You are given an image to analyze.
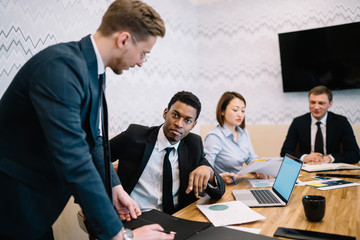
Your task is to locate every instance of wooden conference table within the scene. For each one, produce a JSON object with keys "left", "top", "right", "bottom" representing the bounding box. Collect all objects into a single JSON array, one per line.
[{"left": 173, "top": 167, "right": 360, "bottom": 239}]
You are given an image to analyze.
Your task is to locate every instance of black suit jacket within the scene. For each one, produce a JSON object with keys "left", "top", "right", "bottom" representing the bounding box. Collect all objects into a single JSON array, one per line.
[
  {"left": 110, "top": 124, "right": 225, "bottom": 212},
  {"left": 280, "top": 112, "right": 359, "bottom": 163},
  {"left": 0, "top": 35, "right": 121, "bottom": 239}
]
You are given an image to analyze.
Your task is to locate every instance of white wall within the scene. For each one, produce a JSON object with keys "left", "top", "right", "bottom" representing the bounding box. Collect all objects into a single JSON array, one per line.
[
  {"left": 1, "top": 0, "right": 360, "bottom": 239},
  {"left": 196, "top": 0, "right": 360, "bottom": 125},
  {"left": 1, "top": 0, "right": 359, "bottom": 137}
]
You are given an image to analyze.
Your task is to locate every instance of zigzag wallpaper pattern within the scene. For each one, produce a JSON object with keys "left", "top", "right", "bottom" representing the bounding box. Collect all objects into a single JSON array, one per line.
[
  {"left": 1, "top": 0, "right": 360, "bottom": 139},
  {"left": 196, "top": 0, "right": 360, "bottom": 125}
]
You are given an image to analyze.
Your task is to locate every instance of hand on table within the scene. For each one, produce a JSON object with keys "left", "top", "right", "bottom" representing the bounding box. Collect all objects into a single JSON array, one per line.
[
  {"left": 186, "top": 165, "right": 214, "bottom": 198},
  {"left": 255, "top": 173, "right": 272, "bottom": 179},
  {"left": 304, "top": 153, "right": 331, "bottom": 165}
]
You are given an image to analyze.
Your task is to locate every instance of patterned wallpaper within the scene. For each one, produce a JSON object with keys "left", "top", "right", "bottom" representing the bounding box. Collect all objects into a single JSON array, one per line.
[
  {"left": 196, "top": 0, "right": 360, "bottom": 125},
  {"left": 1, "top": 0, "right": 359, "bottom": 139}
]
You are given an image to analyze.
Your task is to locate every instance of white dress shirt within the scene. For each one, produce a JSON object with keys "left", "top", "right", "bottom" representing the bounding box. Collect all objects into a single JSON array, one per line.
[
  {"left": 301, "top": 113, "right": 334, "bottom": 162},
  {"left": 130, "top": 126, "right": 180, "bottom": 212},
  {"left": 310, "top": 113, "right": 327, "bottom": 154}
]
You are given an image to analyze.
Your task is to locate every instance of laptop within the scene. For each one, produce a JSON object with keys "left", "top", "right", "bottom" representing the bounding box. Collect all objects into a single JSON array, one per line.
[{"left": 232, "top": 154, "right": 303, "bottom": 207}]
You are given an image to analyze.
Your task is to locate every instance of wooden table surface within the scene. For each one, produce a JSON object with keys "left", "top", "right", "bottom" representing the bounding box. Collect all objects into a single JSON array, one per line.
[{"left": 173, "top": 168, "right": 360, "bottom": 239}]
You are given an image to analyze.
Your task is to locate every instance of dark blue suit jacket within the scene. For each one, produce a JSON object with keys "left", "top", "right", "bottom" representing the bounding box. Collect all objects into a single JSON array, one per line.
[
  {"left": 110, "top": 124, "right": 225, "bottom": 213},
  {"left": 0, "top": 35, "right": 122, "bottom": 239},
  {"left": 280, "top": 112, "right": 359, "bottom": 163}
]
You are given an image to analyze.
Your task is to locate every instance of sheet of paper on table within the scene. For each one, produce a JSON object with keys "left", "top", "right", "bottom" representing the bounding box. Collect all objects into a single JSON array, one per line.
[{"left": 197, "top": 201, "right": 266, "bottom": 227}]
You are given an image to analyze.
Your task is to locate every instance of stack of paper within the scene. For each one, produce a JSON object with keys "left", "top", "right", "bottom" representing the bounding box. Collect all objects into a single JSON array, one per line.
[{"left": 302, "top": 163, "right": 360, "bottom": 172}]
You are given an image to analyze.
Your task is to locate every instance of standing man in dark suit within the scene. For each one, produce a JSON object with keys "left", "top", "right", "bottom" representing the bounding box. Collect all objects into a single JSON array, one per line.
[
  {"left": 0, "top": 1, "right": 174, "bottom": 240},
  {"left": 110, "top": 91, "right": 225, "bottom": 214},
  {"left": 281, "top": 86, "right": 359, "bottom": 164}
]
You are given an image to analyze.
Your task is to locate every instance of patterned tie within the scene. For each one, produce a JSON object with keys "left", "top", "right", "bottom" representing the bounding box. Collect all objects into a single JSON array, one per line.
[
  {"left": 100, "top": 73, "right": 112, "bottom": 201},
  {"left": 162, "top": 147, "right": 175, "bottom": 214},
  {"left": 314, "top": 121, "right": 324, "bottom": 155}
]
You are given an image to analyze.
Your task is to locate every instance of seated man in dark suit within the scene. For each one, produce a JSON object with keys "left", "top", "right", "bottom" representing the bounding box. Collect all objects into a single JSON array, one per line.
[
  {"left": 281, "top": 86, "right": 359, "bottom": 164},
  {"left": 110, "top": 91, "right": 225, "bottom": 214}
]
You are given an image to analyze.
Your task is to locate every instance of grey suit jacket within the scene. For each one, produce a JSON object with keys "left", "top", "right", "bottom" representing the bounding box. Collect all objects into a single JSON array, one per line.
[{"left": 0, "top": 35, "right": 121, "bottom": 239}]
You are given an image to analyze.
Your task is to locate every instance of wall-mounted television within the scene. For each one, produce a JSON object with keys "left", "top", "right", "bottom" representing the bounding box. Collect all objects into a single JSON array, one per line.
[{"left": 278, "top": 22, "right": 360, "bottom": 92}]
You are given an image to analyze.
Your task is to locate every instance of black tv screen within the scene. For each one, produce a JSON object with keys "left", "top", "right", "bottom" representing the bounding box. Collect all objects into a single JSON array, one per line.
[{"left": 279, "top": 22, "right": 360, "bottom": 92}]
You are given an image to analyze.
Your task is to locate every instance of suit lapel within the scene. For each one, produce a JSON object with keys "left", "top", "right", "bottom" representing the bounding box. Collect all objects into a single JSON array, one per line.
[
  {"left": 80, "top": 35, "right": 101, "bottom": 147},
  {"left": 304, "top": 113, "right": 312, "bottom": 152},
  {"left": 130, "top": 127, "right": 159, "bottom": 191},
  {"left": 177, "top": 141, "right": 190, "bottom": 203},
  {"left": 325, "top": 112, "right": 334, "bottom": 151}
]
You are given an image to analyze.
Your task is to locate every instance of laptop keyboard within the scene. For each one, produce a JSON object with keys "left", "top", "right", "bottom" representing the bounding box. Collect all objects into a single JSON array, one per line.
[{"left": 250, "top": 189, "right": 281, "bottom": 204}]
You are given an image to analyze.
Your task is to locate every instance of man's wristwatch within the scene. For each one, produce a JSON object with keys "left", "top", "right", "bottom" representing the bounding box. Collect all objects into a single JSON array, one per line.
[{"left": 123, "top": 228, "right": 134, "bottom": 240}]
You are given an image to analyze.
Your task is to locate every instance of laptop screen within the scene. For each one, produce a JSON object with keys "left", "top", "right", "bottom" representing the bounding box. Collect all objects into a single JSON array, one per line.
[{"left": 272, "top": 154, "right": 302, "bottom": 202}]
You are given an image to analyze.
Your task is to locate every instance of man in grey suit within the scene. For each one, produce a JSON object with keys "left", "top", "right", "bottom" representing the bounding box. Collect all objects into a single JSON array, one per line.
[{"left": 0, "top": 1, "right": 174, "bottom": 240}]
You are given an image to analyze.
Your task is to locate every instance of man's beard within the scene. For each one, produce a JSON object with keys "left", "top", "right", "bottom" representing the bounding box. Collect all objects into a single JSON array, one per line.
[{"left": 112, "top": 57, "right": 127, "bottom": 75}]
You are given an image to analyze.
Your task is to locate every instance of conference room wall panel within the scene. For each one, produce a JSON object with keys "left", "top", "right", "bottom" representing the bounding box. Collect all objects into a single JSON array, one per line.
[{"left": 1, "top": 0, "right": 359, "bottom": 139}]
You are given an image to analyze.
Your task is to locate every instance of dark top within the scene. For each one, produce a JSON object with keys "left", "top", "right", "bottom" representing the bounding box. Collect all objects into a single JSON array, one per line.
[
  {"left": 110, "top": 124, "right": 225, "bottom": 212},
  {"left": 0, "top": 35, "right": 121, "bottom": 240},
  {"left": 280, "top": 112, "right": 359, "bottom": 163}
]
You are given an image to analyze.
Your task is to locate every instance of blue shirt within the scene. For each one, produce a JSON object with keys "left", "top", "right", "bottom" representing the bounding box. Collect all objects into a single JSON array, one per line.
[{"left": 204, "top": 124, "right": 258, "bottom": 174}]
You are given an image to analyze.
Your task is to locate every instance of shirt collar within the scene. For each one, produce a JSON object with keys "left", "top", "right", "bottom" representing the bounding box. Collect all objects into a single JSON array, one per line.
[
  {"left": 90, "top": 34, "right": 105, "bottom": 75},
  {"left": 219, "top": 124, "right": 243, "bottom": 138},
  {"left": 156, "top": 125, "right": 180, "bottom": 152},
  {"left": 311, "top": 112, "right": 328, "bottom": 126}
]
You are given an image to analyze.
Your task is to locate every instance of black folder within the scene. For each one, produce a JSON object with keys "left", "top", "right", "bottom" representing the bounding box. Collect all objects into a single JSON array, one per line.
[
  {"left": 123, "top": 209, "right": 212, "bottom": 240},
  {"left": 123, "top": 209, "right": 277, "bottom": 240}
]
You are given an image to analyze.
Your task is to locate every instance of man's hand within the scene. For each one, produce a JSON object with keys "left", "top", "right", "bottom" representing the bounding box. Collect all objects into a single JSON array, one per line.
[
  {"left": 303, "top": 152, "right": 324, "bottom": 164},
  {"left": 111, "top": 225, "right": 175, "bottom": 240},
  {"left": 112, "top": 185, "right": 141, "bottom": 222},
  {"left": 185, "top": 165, "right": 214, "bottom": 197}
]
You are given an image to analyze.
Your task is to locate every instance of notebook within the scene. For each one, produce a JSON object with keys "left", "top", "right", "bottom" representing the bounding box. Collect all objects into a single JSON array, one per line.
[{"left": 232, "top": 154, "right": 303, "bottom": 207}]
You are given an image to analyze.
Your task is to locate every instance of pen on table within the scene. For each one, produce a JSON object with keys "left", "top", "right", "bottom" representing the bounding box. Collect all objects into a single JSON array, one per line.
[{"left": 228, "top": 170, "right": 237, "bottom": 185}]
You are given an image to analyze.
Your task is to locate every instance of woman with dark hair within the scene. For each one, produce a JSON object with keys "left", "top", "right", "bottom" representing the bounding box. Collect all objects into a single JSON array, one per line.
[{"left": 204, "top": 91, "right": 268, "bottom": 184}]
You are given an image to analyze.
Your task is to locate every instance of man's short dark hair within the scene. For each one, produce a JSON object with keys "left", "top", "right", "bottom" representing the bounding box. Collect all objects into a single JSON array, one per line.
[
  {"left": 309, "top": 85, "right": 333, "bottom": 102},
  {"left": 167, "top": 91, "right": 201, "bottom": 120}
]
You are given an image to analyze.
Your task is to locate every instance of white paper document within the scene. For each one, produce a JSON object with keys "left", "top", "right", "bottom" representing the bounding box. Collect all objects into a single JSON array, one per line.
[
  {"left": 238, "top": 157, "right": 282, "bottom": 177},
  {"left": 300, "top": 177, "right": 360, "bottom": 190},
  {"left": 196, "top": 201, "right": 265, "bottom": 227}
]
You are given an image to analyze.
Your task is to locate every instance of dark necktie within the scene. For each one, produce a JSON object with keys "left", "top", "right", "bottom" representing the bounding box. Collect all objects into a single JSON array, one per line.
[
  {"left": 162, "top": 147, "right": 175, "bottom": 214},
  {"left": 314, "top": 121, "right": 324, "bottom": 155},
  {"left": 100, "top": 73, "right": 112, "bottom": 201}
]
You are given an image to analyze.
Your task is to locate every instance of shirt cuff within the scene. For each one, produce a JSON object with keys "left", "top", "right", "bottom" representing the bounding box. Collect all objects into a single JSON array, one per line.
[{"left": 207, "top": 175, "right": 218, "bottom": 189}]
